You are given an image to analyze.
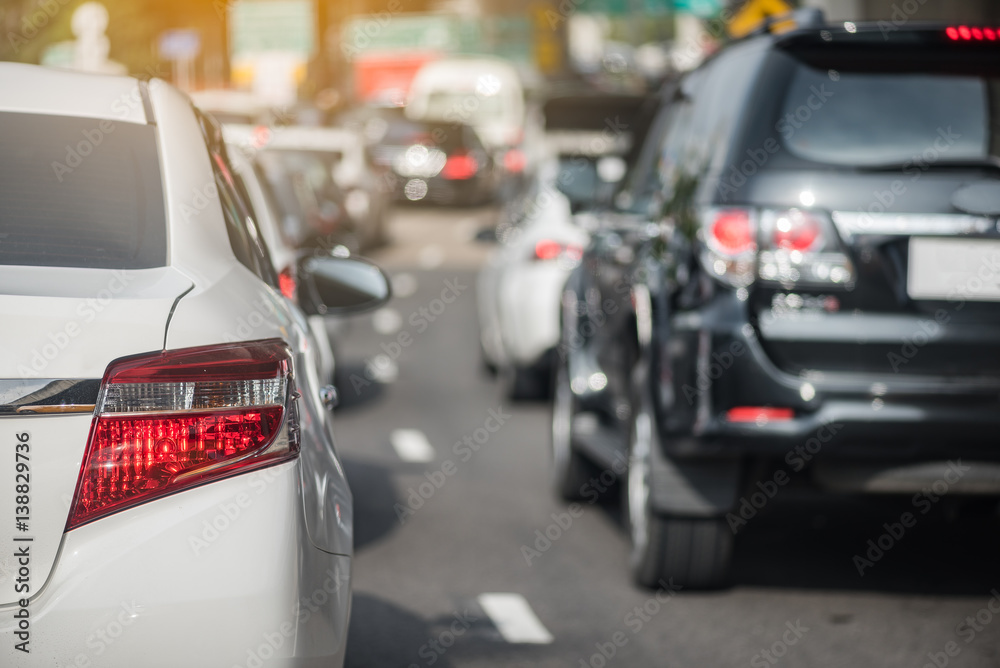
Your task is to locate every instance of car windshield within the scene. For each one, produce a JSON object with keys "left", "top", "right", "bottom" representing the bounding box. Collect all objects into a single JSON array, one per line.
[
  {"left": 779, "top": 66, "right": 991, "bottom": 167},
  {"left": 0, "top": 111, "right": 166, "bottom": 269}
]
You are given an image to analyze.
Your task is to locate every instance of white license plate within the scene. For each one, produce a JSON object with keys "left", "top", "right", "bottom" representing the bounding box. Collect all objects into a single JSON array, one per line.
[{"left": 908, "top": 237, "right": 1000, "bottom": 301}]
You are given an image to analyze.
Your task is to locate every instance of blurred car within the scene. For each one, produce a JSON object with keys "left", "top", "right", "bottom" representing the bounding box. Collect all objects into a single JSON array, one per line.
[
  {"left": 0, "top": 63, "right": 392, "bottom": 666},
  {"left": 225, "top": 124, "right": 390, "bottom": 250},
  {"left": 553, "top": 17, "right": 1000, "bottom": 589},
  {"left": 406, "top": 57, "right": 542, "bottom": 198},
  {"left": 477, "top": 93, "right": 652, "bottom": 399},
  {"left": 189, "top": 88, "right": 275, "bottom": 125},
  {"left": 375, "top": 117, "right": 500, "bottom": 206},
  {"left": 225, "top": 131, "right": 339, "bottom": 386}
]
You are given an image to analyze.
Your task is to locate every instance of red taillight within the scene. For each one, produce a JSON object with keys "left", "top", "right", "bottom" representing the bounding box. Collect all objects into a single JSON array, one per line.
[
  {"left": 442, "top": 153, "right": 479, "bottom": 180},
  {"left": 726, "top": 407, "right": 794, "bottom": 423},
  {"left": 66, "top": 340, "right": 298, "bottom": 530},
  {"left": 711, "top": 210, "right": 756, "bottom": 255},
  {"left": 772, "top": 210, "right": 822, "bottom": 252},
  {"left": 504, "top": 148, "right": 527, "bottom": 174},
  {"left": 535, "top": 239, "right": 583, "bottom": 262},
  {"left": 279, "top": 266, "right": 297, "bottom": 301}
]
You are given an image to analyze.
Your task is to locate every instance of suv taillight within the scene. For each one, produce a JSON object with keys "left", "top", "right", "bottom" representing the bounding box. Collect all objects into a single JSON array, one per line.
[
  {"left": 701, "top": 208, "right": 757, "bottom": 287},
  {"left": 700, "top": 207, "right": 854, "bottom": 289},
  {"left": 758, "top": 209, "right": 854, "bottom": 287},
  {"left": 66, "top": 339, "right": 299, "bottom": 531}
]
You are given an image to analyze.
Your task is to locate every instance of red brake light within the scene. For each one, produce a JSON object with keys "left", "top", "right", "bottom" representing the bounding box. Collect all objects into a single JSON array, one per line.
[
  {"left": 504, "top": 149, "right": 527, "bottom": 174},
  {"left": 442, "top": 153, "right": 478, "bottom": 180},
  {"left": 711, "top": 210, "right": 755, "bottom": 255},
  {"left": 772, "top": 210, "right": 822, "bottom": 252},
  {"left": 959, "top": 26, "right": 972, "bottom": 40},
  {"left": 279, "top": 266, "right": 297, "bottom": 301},
  {"left": 946, "top": 27, "right": 959, "bottom": 40},
  {"left": 986, "top": 28, "right": 997, "bottom": 41},
  {"left": 535, "top": 239, "right": 583, "bottom": 262},
  {"left": 727, "top": 407, "right": 794, "bottom": 423},
  {"left": 67, "top": 340, "right": 298, "bottom": 530}
]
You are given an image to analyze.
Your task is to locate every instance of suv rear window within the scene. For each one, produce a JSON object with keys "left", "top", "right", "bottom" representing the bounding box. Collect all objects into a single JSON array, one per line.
[
  {"left": 779, "top": 67, "right": 989, "bottom": 166},
  {"left": 0, "top": 111, "right": 167, "bottom": 269}
]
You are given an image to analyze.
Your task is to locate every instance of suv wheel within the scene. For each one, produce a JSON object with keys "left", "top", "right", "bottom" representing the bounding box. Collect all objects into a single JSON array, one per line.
[{"left": 626, "top": 379, "right": 733, "bottom": 589}]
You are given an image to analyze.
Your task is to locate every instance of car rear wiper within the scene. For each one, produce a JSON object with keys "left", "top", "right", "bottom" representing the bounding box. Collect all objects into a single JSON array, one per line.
[{"left": 857, "top": 157, "right": 1000, "bottom": 173}]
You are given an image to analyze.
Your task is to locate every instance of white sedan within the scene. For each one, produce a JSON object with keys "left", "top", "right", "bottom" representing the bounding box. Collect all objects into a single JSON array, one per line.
[
  {"left": 477, "top": 161, "right": 590, "bottom": 399},
  {"left": 0, "top": 63, "right": 389, "bottom": 667}
]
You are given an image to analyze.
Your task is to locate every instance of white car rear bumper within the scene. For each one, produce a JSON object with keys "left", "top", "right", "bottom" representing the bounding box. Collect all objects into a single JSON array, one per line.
[{"left": 0, "top": 461, "right": 350, "bottom": 668}]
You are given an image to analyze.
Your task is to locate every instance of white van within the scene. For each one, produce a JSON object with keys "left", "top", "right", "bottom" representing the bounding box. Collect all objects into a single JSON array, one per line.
[{"left": 406, "top": 57, "right": 526, "bottom": 152}]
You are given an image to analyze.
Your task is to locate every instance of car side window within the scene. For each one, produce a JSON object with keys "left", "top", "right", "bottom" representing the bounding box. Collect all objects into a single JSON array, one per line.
[{"left": 195, "top": 108, "right": 279, "bottom": 289}]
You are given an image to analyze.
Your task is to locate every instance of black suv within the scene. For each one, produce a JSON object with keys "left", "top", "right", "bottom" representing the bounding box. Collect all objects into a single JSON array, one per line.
[{"left": 553, "top": 18, "right": 1000, "bottom": 588}]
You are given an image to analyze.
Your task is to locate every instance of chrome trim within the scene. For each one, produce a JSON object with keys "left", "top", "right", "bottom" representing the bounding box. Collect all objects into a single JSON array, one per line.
[
  {"left": 831, "top": 211, "right": 996, "bottom": 240},
  {"left": 16, "top": 404, "right": 96, "bottom": 415},
  {"left": 0, "top": 379, "right": 100, "bottom": 416}
]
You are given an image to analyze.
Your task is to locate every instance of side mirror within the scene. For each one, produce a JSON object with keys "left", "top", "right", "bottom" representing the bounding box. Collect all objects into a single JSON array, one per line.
[
  {"left": 474, "top": 226, "right": 498, "bottom": 243},
  {"left": 297, "top": 255, "right": 391, "bottom": 316}
]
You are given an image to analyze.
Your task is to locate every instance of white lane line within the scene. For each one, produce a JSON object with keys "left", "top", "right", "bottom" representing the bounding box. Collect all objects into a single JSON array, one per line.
[
  {"left": 391, "top": 429, "right": 435, "bottom": 463},
  {"left": 477, "top": 593, "right": 554, "bottom": 644}
]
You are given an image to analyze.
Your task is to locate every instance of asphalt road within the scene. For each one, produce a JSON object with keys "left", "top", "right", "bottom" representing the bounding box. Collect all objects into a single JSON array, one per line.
[{"left": 330, "top": 205, "right": 1000, "bottom": 668}]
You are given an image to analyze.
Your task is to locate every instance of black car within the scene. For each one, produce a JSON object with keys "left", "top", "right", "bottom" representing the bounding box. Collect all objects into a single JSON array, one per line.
[
  {"left": 553, "top": 16, "right": 1000, "bottom": 589},
  {"left": 372, "top": 117, "right": 499, "bottom": 207}
]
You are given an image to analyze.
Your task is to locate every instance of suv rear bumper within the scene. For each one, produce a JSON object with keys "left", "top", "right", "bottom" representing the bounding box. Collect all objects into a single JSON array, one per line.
[{"left": 659, "top": 291, "right": 1000, "bottom": 463}]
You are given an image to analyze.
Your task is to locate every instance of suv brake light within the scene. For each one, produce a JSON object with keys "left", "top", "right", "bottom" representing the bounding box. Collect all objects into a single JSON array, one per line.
[
  {"left": 701, "top": 208, "right": 757, "bottom": 287},
  {"left": 701, "top": 207, "right": 855, "bottom": 289},
  {"left": 758, "top": 209, "right": 854, "bottom": 287},
  {"left": 66, "top": 339, "right": 299, "bottom": 530}
]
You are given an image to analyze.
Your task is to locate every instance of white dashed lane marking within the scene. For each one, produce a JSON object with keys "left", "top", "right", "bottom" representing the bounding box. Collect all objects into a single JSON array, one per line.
[
  {"left": 477, "top": 593, "right": 554, "bottom": 644},
  {"left": 391, "top": 429, "right": 435, "bottom": 463}
]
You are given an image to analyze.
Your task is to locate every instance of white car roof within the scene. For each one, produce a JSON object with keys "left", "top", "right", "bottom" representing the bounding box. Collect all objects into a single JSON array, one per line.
[{"left": 0, "top": 62, "right": 148, "bottom": 124}]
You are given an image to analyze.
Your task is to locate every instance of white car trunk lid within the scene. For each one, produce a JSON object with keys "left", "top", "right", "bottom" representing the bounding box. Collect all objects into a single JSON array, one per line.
[{"left": 0, "top": 266, "right": 192, "bottom": 606}]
